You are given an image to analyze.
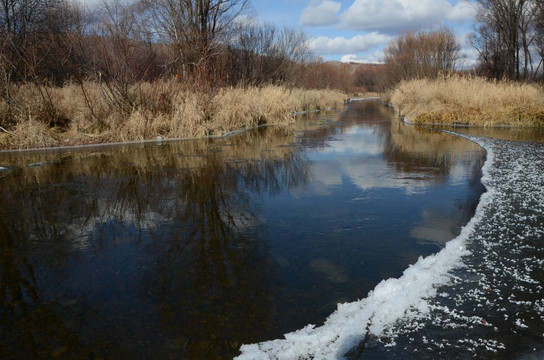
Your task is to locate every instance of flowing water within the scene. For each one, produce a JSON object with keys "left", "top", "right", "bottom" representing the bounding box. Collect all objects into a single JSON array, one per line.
[{"left": 0, "top": 100, "right": 501, "bottom": 359}]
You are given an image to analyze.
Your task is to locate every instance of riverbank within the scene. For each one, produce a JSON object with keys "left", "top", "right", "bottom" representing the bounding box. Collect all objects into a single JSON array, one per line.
[
  {"left": 0, "top": 82, "right": 347, "bottom": 150},
  {"left": 390, "top": 75, "right": 544, "bottom": 127}
]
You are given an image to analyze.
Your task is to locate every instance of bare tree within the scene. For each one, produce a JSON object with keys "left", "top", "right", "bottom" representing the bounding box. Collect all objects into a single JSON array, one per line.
[
  {"left": 384, "top": 28, "right": 460, "bottom": 84},
  {"left": 471, "top": 0, "right": 542, "bottom": 80},
  {"left": 0, "top": 0, "right": 90, "bottom": 130},
  {"left": 141, "top": 0, "right": 249, "bottom": 82},
  {"left": 535, "top": 0, "right": 544, "bottom": 77},
  {"left": 0, "top": 0, "right": 85, "bottom": 82},
  {"left": 228, "top": 21, "right": 277, "bottom": 84},
  {"left": 227, "top": 22, "right": 311, "bottom": 86}
]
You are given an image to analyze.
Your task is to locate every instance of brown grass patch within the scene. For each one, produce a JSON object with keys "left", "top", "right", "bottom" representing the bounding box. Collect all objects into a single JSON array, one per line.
[
  {"left": 390, "top": 75, "right": 544, "bottom": 126},
  {"left": 0, "top": 82, "right": 347, "bottom": 150}
]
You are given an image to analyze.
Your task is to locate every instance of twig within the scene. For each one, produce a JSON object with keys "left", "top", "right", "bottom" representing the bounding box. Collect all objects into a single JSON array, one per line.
[{"left": 0, "top": 125, "right": 16, "bottom": 136}]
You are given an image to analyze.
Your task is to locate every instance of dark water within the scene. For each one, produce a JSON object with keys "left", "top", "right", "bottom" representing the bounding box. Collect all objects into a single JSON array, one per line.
[{"left": 0, "top": 101, "right": 485, "bottom": 359}]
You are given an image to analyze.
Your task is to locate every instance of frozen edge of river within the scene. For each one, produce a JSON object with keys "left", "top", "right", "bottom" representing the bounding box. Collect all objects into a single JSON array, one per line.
[{"left": 235, "top": 115, "right": 494, "bottom": 360}]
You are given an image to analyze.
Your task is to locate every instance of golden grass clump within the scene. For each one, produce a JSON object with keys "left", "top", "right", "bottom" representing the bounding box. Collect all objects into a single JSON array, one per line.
[
  {"left": 0, "top": 81, "right": 347, "bottom": 150},
  {"left": 8, "top": 118, "right": 59, "bottom": 149},
  {"left": 390, "top": 75, "right": 544, "bottom": 126},
  {"left": 210, "top": 86, "right": 347, "bottom": 135}
]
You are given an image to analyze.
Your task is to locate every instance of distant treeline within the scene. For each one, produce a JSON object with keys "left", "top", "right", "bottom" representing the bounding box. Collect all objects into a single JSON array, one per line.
[
  {"left": 0, "top": 0, "right": 387, "bottom": 91},
  {"left": 2, "top": 0, "right": 544, "bottom": 148},
  {"left": 0, "top": 0, "right": 392, "bottom": 145},
  {"left": 0, "top": 0, "right": 302, "bottom": 86},
  {"left": 2, "top": 0, "right": 544, "bottom": 89}
]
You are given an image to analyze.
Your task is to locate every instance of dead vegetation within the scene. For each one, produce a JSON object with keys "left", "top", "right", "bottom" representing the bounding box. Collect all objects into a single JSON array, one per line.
[
  {"left": 390, "top": 75, "right": 544, "bottom": 127},
  {"left": 0, "top": 81, "right": 347, "bottom": 150},
  {"left": 0, "top": 0, "right": 365, "bottom": 151}
]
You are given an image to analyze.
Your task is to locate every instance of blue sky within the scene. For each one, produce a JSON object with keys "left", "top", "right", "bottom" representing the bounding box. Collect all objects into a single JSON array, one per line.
[
  {"left": 251, "top": 0, "right": 478, "bottom": 65},
  {"left": 82, "top": 0, "right": 478, "bottom": 66}
]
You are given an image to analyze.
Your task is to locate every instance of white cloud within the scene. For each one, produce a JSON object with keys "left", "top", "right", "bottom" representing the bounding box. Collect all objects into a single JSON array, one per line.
[
  {"left": 309, "top": 32, "right": 392, "bottom": 55},
  {"left": 300, "top": 0, "right": 342, "bottom": 27},
  {"left": 447, "top": 1, "right": 477, "bottom": 22},
  {"left": 458, "top": 47, "right": 479, "bottom": 69},
  {"left": 453, "top": 27, "right": 480, "bottom": 68},
  {"left": 341, "top": 50, "right": 384, "bottom": 64},
  {"left": 339, "top": 0, "right": 475, "bottom": 33},
  {"left": 341, "top": 54, "right": 364, "bottom": 63}
]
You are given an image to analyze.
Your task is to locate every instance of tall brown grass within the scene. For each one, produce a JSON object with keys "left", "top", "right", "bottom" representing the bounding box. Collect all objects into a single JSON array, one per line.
[
  {"left": 390, "top": 75, "right": 544, "bottom": 126},
  {"left": 0, "top": 81, "right": 347, "bottom": 150}
]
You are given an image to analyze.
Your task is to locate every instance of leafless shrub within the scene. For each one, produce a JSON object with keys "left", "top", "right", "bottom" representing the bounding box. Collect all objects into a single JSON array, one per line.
[{"left": 384, "top": 28, "right": 460, "bottom": 85}]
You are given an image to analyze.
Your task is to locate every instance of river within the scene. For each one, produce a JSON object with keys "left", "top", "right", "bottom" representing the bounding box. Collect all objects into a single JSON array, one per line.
[{"left": 3, "top": 100, "right": 534, "bottom": 359}]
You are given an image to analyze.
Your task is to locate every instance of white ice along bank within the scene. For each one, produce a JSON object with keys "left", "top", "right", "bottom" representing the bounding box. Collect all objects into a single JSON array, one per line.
[{"left": 236, "top": 136, "right": 494, "bottom": 360}]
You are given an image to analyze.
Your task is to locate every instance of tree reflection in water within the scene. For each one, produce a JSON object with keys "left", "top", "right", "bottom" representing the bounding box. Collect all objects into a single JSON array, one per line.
[
  {"left": 0, "top": 102, "right": 486, "bottom": 359},
  {"left": 0, "top": 127, "right": 309, "bottom": 359}
]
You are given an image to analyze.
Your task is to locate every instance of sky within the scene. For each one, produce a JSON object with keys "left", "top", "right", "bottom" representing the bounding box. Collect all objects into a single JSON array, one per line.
[
  {"left": 80, "top": 0, "right": 479, "bottom": 66},
  {"left": 250, "top": 0, "right": 478, "bottom": 65}
]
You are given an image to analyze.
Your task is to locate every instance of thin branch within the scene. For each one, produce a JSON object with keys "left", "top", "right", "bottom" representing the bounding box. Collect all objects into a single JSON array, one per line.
[{"left": 0, "top": 125, "right": 16, "bottom": 136}]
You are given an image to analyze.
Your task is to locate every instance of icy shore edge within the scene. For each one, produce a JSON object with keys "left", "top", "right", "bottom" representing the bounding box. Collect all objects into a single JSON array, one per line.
[{"left": 236, "top": 134, "right": 494, "bottom": 360}]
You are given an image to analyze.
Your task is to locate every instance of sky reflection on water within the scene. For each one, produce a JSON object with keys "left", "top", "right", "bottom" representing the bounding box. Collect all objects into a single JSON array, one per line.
[{"left": 0, "top": 101, "right": 485, "bottom": 359}]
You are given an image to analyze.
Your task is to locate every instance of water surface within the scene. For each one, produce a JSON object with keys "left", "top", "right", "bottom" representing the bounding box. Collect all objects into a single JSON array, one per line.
[
  {"left": 0, "top": 101, "right": 485, "bottom": 359},
  {"left": 356, "top": 131, "right": 544, "bottom": 360}
]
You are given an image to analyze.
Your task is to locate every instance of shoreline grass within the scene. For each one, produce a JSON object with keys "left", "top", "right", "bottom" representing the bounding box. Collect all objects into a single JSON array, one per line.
[
  {"left": 0, "top": 82, "right": 348, "bottom": 150},
  {"left": 390, "top": 75, "right": 544, "bottom": 127}
]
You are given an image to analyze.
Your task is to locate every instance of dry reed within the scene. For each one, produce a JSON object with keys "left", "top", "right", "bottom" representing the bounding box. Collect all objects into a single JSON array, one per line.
[
  {"left": 390, "top": 75, "right": 544, "bottom": 127},
  {"left": 0, "top": 81, "right": 347, "bottom": 150}
]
